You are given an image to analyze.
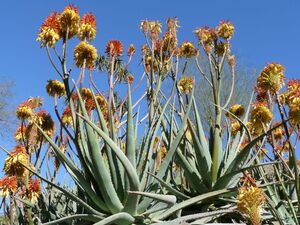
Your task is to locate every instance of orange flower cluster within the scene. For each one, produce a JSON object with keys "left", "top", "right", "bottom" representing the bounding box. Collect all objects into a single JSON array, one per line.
[
  {"left": 106, "top": 40, "right": 123, "bottom": 57},
  {"left": 0, "top": 176, "right": 17, "bottom": 197}
]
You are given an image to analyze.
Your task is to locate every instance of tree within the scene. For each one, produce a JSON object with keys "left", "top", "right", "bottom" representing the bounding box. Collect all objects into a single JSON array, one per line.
[
  {"left": 181, "top": 55, "right": 257, "bottom": 131},
  {"left": 0, "top": 78, "right": 15, "bottom": 138}
]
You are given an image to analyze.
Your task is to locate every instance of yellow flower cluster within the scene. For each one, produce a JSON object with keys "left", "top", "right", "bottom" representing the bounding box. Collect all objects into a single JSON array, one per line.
[
  {"left": 179, "top": 41, "right": 198, "bottom": 58},
  {"left": 282, "top": 80, "right": 300, "bottom": 125},
  {"left": 78, "top": 13, "right": 96, "bottom": 41},
  {"left": 289, "top": 97, "right": 300, "bottom": 125},
  {"left": 257, "top": 63, "right": 285, "bottom": 93},
  {"left": 37, "top": 12, "right": 60, "bottom": 47},
  {"left": 237, "top": 186, "right": 265, "bottom": 225},
  {"left": 230, "top": 121, "right": 242, "bottom": 136},
  {"left": 216, "top": 21, "right": 235, "bottom": 40},
  {"left": 16, "top": 104, "right": 34, "bottom": 120},
  {"left": 74, "top": 41, "right": 97, "bottom": 68},
  {"left": 227, "top": 104, "right": 245, "bottom": 118},
  {"left": 4, "top": 146, "right": 29, "bottom": 178},
  {"left": 62, "top": 107, "right": 72, "bottom": 126},
  {"left": 59, "top": 5, "right": 80, "bottom": 39},
  {"left": 178, "top": 76, "right": 194, "bottom": 94},
  {"left": 46, "top": 80, "right": 65, "bottom": 97},
  {"left": 248, "top": 102, "right": 273, "bottom": 136}
]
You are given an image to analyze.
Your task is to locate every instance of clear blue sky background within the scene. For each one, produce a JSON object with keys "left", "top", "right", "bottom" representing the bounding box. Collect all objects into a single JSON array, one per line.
[{"left": 0, "top": 1, "right": 299, "bottom": 150}]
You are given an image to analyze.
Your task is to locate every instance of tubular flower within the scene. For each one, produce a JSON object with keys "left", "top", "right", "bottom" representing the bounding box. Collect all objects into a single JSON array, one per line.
[
  {"left": 4, "top": 145, "right": 29, "bottom": 178},
  {"left": 289, "top": 98, "right": 300, "bottom": 125},
  {"left": 156, "top": 145, "right": 167, "bottom": 170},
  {"left": 62, "top": 107, "right": 72, "bottom": 126},
  {"left": 74, "top": 41, "right": 97, "bottom": 68},
  {"left": 216, "top": 21, "right": 235, "bottom": 40},
  {"left": 15, "top": 125, "right": 27, "bottom": 142},
  {"left": 46, "top": 80, "right": 65, "bottom": 97},
  {"left": 227, "top": 104, "right": 245, "bottom": 118},
  {"left": 231, "top": 121, "right": 242, "bottom": 136},
  {"left": 237, "top": 186, "right": 265, "bottom": 225},
  {"left": 28, "top": 179, "right": 41, "bottom": 204},
  {"left": 194, "top": 27, "right": 217, "bottom": 45},
  {"left": 80, "top": 88, "right": 93, "bottom": 100},
  {"left": 16, "top": 102, "right": 34, "bottom": 120},
  {"left": 0, "top": 176, "right": 18, "bottom": 197},
  {"left": 178, "top": 76, "right": 194, "bottom": 94},
  {"left": 127, "top": 74, "right": 134, "bottom": 84},
  {"left": 284, "top": 79, "right": 300, "bottom": 105},
  {"left": 127, "top": 44, "right": 136, "bottom": 57},
  {"left": 78, "top": 13, "right": 96, "bottom": 41},
  {"left": 140, "top": 20, "right": 162, "bottom": 40},
  {"left": 179, "top": 41, "right": 198, "bottom": 58},
  {"left": 95, "top": 94, "right": 107, "bottom": 112},
  {"left": 37, "top": 12, "right": 60, "bottom": 47},
  {"left": 257, "top": 63, "right": 285, "bottom": 93},
  {"left": 35, "top": 110, "right": 56, "bottom": 137},
  {"left": 250, "top": 102, "right": 273, "bottom": 125},
  {"left": 106, "top": 40, "right": 123, "bottom": 57},
  {"left": 272, "top": 122, "right": 284, "bottom": 141},
  {"left": 59, "top": 5, "right": 80, "bottom": 39}
]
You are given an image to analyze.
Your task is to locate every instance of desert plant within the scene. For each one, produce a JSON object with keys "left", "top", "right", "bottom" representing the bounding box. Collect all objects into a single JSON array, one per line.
[{"left": 0, "top": 4, "right": 299, "bottom": 225}]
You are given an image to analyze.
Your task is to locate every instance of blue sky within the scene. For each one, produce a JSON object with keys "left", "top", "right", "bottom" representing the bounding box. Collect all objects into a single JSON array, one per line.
[{"left": 0, "top": 0, "right": 299, "bottom": 143}]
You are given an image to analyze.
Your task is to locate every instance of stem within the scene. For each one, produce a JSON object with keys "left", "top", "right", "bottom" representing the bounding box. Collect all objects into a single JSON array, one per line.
[{"left": 275, "top": 93, "right": 300, "bottom": 209}]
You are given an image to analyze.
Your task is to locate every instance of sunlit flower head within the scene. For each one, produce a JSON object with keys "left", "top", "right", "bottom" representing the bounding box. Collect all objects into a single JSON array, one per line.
[
  {"left": 216, "top": 21, "right": 235, "bottom": 40},
  {"left": 178, "top": 76, "right": 194, "bottom": 94},
  {"left": 250, "top": 102, "right": 273, "bottom": 125},
  {"left": 289, "top": 104, "right": 300, "bottom": 126},
  {"left": 16, "top": 102, "right": 34, "bottom": 120},
  {"left": 0, "top": 176, "right": 18, "bottom": 197},
  {"left": 194, "top": 27, "right": 217, "bottom": 45},
  {"left": 127, "top": 74, "right": 134, "bottom": 84},
  {"left": 62, "top": 107, "right": 72, "bottom": 126},
  {"left": 74, "top": 41, "right": 97, "bottom": 68},
  {"left": 35, "top": 110, "right": 56, "bottom": 137},
  {"left": 127, "top": 44, "right": 136, "bottom": 57},
  {"left": 230, "top": 121, "right": 241, "bottom": 136},
  {"left": 59, "top": 4, "right": 80, "bottom": 39},
  {"left": 272, "top": 122, "right": 284, "bottom": 141},
  {"left": 46, "top": 80, "right": 65, "bottom": 97},
  {"left": 4, "top": 145, "right": 29, "bottom": 178},
  {"left": 80, "top": 88, "right": 93, "bottom": 100},
  {"left": 179, "top": 41, "right": 198, "bottom": 58},
  {"left": 140, "top": 20, "right": 162, "bottom": 40},
  {"left": 95, "top": 94, "right": 107, "bottom": 112},
  {"left": 37, "top": 12, "right": 61, "bottom": 48},
  {"left": 237, "top": 186, "right": 265, "bottom": 225},
  {"left": 227, "top": 104, "right": 245, "bottom": 118},
  {"left": 78, "top": 13, "right": 96, "bottom": 41},
  {"left": 257, "top": 63, "right": 285, "bottom": 93},
  {"left": 106, "top": 40, "right": 123, "bottom": 57},
  {"left": 28, "top": 178, "right": 41, "bottom": 204}
]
